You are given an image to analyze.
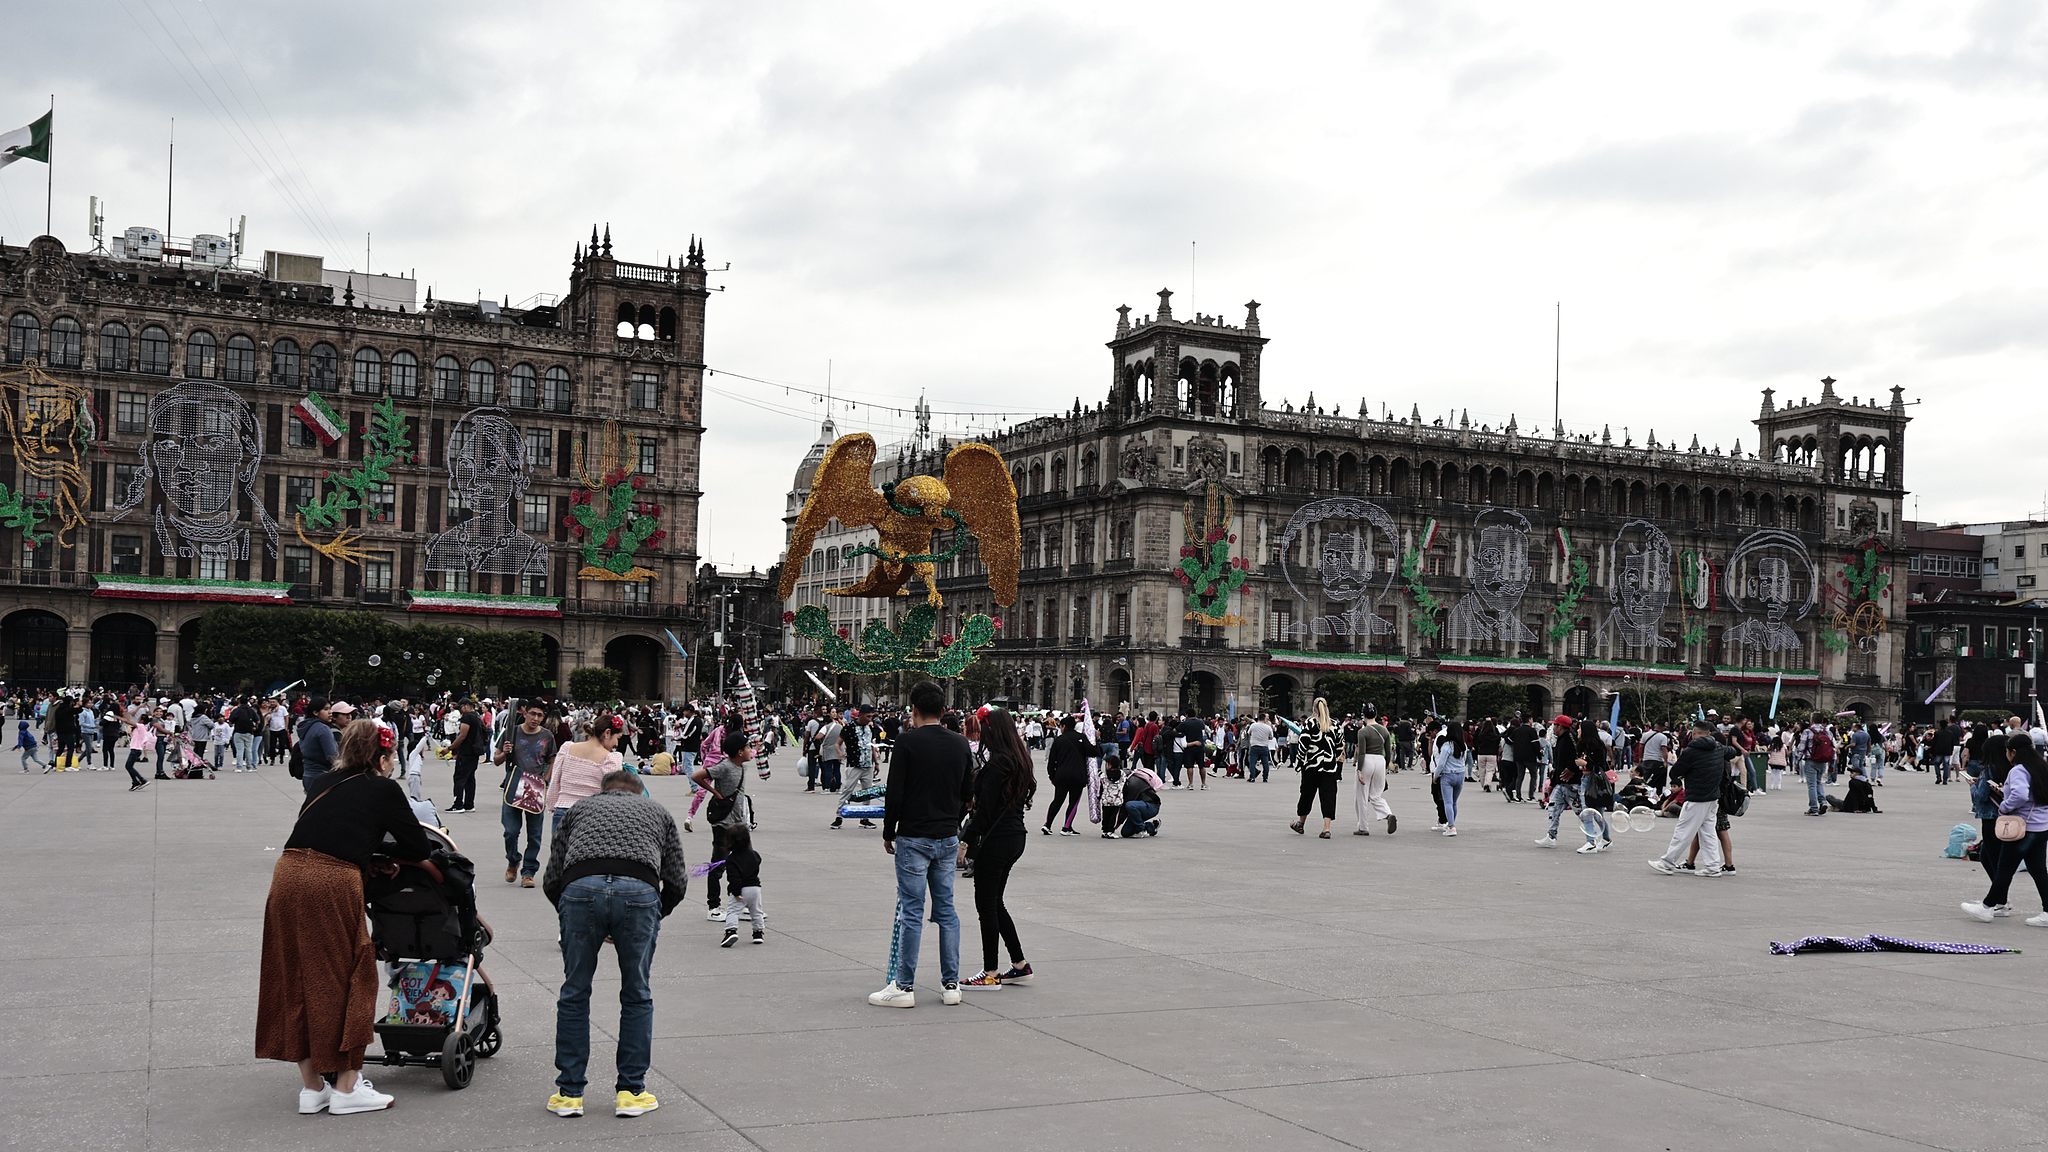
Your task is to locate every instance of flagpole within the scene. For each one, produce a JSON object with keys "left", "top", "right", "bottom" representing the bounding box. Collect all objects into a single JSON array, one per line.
[{"left": 42, "top": 95, "right": 51, "bottom": 238}]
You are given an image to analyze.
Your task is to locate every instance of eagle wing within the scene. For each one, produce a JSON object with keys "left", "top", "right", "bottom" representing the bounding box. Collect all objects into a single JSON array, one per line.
[
  {"left": 777, "top": 433, "right": 890, "bottom": 601},
  {"left": 942, "top": 442, "right": 1021, "bottom": 606}
]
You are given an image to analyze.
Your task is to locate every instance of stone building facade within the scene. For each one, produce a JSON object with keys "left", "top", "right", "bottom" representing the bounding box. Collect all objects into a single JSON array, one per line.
[
  {"left": 784, "top": 289, "right": 1912, "bottom": 721},
  {"left": 0, "top": 227, "right": 707, "bottom": 698}
]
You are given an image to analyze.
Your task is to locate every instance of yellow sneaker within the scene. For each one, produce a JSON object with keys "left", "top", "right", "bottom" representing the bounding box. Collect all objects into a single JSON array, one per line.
[
  {"left": 615, "top": 1089, "right": 659, "bottom": 1117},
  {"left": 546, "top": 1093, "right": 584, "bottom": 1117}
]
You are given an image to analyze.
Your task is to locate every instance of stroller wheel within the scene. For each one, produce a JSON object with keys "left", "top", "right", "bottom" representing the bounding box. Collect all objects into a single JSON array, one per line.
[
  {"left": 477, "top": 1025, "right": 502, "bottom": 1058},
  {"left": 441, "top": 1029, "right": 476, "bottom": 1090}
]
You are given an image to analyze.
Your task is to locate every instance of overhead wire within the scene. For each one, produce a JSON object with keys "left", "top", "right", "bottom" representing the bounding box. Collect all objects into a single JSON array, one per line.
[{"left": 707, "top": 366, "right": 1061, "bottom": 419}]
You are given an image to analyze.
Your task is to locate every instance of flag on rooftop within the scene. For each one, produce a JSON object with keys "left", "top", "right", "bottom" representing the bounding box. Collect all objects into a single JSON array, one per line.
[{"left": 0, "top": 111, "right": 51, "bottom": 169}]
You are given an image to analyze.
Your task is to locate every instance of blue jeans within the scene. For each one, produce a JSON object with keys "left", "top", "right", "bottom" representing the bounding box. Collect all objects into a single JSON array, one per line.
[
  {"left": 1120, "top": 799, "right": 1158, "bottom": 835},
  {"left": 1801, "top": 761, "right": 1826, "bottom": 811},
  {"left": 1546, "top": 783, "right": 1581, "bottom": 838},
  {"left": 1243, "top": 746, "right": 1270, "bottom": 781},
  {"left": 890, "top": 836, "right": 960, "bottom": 989},
  {"left": 79, "top": 732, "right": 98, "bottom": 761},
  {"left": 1155, "top": 751, "right": 1176, "bottom": 785},
  {"left": 1439, "top": 772, "right": 1465, "bottom": 827},
  {"left": 233, "top": 732, "right": 258, "bottom": 771},
  {"left": 301, "top": 766, "right": 328, "bottom": 794},
  {"left": 555, "top": 875, "right": 661, "bottom": 1097},
  {"left": 502, "top": 803, "right": 544, "bottom": 877}
]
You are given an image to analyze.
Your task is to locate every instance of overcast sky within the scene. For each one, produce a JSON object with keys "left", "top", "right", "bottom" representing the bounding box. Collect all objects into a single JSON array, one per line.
[{"left": 5, "top": 1, "right": 2043, "bottom": 567}]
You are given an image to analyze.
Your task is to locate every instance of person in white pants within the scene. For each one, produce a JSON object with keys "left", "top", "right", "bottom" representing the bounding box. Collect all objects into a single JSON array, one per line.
[
  {"left": 1351, "top": 707, "right": 1397, "bottom": 835},
  {"left": 1650, "top": 719, "right": 1725, "bottom": 876}
]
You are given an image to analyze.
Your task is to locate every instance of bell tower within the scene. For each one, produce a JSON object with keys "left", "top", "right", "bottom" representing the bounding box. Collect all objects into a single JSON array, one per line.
[{"left": 1107, "top": 291, "right": 1267, "bottom": 422}]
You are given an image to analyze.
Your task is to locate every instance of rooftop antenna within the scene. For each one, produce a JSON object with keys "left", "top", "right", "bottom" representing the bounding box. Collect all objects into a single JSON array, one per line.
[
  {"left": 1552, "top": 302, "right": 1561, "bottom": 433},
  {"left": 1190, "top": 240, "right": 1196, "bottom": 319},
  {"left": 165, "top": 117, "right": 174, "bottom": 240}
]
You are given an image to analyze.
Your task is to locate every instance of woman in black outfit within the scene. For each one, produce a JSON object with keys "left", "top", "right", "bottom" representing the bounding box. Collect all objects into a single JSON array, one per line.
[
  {"left": 1289, "top": 698, "right": 1345, "bottom": 839},
  {"left": 960, "top": 710, "right": 1037, "bottom": 989},
  {"left": 1041, "top": 714, "right": 1098, "bottom": 836}
]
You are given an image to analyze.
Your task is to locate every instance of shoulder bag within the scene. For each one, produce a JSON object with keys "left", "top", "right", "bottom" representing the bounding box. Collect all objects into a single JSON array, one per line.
[{"left": 1996, "top": 813, "right": 2027, "bottom": 842}]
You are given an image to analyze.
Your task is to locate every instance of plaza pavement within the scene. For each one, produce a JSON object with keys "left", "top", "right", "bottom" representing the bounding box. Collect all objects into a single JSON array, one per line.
[{"left": 2, "top": 750, "right": 2043, "bottom": 1152}]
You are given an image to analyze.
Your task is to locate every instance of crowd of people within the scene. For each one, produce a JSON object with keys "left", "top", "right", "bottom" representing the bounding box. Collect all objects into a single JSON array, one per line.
[{"left": 32, "top": 673, "right": 2031, "bottom": 1120}]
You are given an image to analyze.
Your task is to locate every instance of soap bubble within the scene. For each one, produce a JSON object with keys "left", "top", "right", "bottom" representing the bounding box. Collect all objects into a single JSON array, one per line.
[{"left": 367, "top": 654, "right": 382, "bottom": 667}]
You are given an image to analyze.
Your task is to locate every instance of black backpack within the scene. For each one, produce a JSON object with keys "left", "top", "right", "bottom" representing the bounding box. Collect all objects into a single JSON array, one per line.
[{"left": 1720, "top": 774, "right": 1749, "bottom": 818}]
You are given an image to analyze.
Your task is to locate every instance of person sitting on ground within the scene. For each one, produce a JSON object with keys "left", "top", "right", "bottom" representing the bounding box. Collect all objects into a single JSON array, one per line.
[{"left": 1825, "top": 765, "right": 1883, "bottom": 813}]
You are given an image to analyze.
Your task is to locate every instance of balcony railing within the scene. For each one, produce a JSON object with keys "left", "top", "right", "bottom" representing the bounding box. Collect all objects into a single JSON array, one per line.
[
  {"left": 1018, "top": 566, "right": 1062, "bottom": 583},
  {"left": 1102, "top": 557, "right": 1136, "bottom": 572},
  {"left": 1067, "top": 562, "right": 1094, "bottom": 577},
  {"left": 1100, "top": 634, "right": 1131, "bottom": 647},
  {"left": 1179, "top": 636, "right": 1227, "bottom": 650}
]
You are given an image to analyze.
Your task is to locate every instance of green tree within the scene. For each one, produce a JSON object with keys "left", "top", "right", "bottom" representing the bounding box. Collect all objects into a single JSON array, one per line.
[
  {"left": 1405, "top": 677, "right": 1460, "bottom": 719},
  {"left": 567, "top": 666, "right": 622, "bottom": 704},
  {"left": 956, "top": 658, "right": 1000, "bottom": 705},
  {"left": 1673, "top": 688, "right": 1735, "bottom": 722},
  {"left": 1315, "top": 672, "right": 1402, "bottom": 718},
  {"left": 1464, "top": 681, "right": 1524, "bottom": 721},
  {"left": 1739, "top": 694, "right": 1775, "bottom": 723}
]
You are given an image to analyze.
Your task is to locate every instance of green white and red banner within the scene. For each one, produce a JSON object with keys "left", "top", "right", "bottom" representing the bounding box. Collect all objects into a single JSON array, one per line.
[
  {"left": 1578, "top": 660, "right": 1689, "bottom": 682},
  {"left": 292, "top": 392, "right": 343, "bottom": 446},
  {"left": 1434, "top": 655, "right": 1551, "bottom": 675},
  {"left": 1714, "top": 666, "right": 1819, "bottom": 685},
  {"left": 93, "top": 575, "right": 291, "bottom": 604},
  {"left": 1265, "top": 649, "right": 1407, "bottom": 672},
  {"left": 406, "top": 591, "right": 561, "bottom": 618}
]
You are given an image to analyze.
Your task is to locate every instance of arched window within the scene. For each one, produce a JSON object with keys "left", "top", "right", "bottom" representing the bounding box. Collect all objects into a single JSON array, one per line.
[
  {"left": 388, "top": 350, "right": 418, "bottom": 398},
  {"left": 1013, "top": 465, "right": 1027, "bottom": 490},
  {"left": 1029, "top": 461, "right": 1044, "bottom": 495},
  {"left": 1316, "top": 452, "right": 1335, "bottom": 490},
  {"left": 1389, "top": 458, "right": 1410, "bottom": 497},
  {"left": 615, "top": 303, "right": 636, "bottom": 339},
  {"left": 433, "top": 355, "right": 462, "bottom": 401},
  {"left": 1075, "top": 522, "right": 1094, "bottom": 564},
  {"left": 636, "top": 304, "right": 657, "bottom": 341},
  {"left": 1583, "top": 478, "right": 1602, "bottom": 513},
  {"left": 467, "top": 359, "right": 496, "bottom": 404},
  {"left": 1261, "top": 447, "right": 1282, "bottom": 487},
  {"left": 48, "top": 317, "right": 81, "bottom": 369},
  {"left": 1284, "top": 449, "right": 1306, "bottom": 487},
  {"left": 1337, "top": 453, "right": 1358, "bottom": 490},
  {"left": 308, "top": 342, "right": 339, "bottom": 391},
  {"left": 7, "top": 312, "right": 39, "bottom": 363},
  {"left": 544, "top": 366, "right": 571, "bottom": 412},
  {"left": 351, "top": 346, "right": 383, "bottom": 395},
  {"left": 98, "top": 322, "right": 130, "bottom": 371},
  {"left": 1080, "top": 451, "right": 1097, "bottom": 488},
  {"left": 223, "top": 334, "right": 257, "bottom": 383},
  {"left": 658, "top": 307, "right": 677, "bottom": 342},
  {"left": 271, "top": 338, "right": 300, "bottom": 386},
  {"left": 1441, "top": 464, "right": 1460, "bottom": 502},
  {"left": 138, "top": 326, "right": 172, "bottom": 375},
  {"left": 1051, "top": 456, "right": 1066, "bottom": 493},
  {"left": 184, "top": 329, "right": 218, "bottom": 379},
  {"left": 509, "top": 363, "right": 539, "bottom": 408}
]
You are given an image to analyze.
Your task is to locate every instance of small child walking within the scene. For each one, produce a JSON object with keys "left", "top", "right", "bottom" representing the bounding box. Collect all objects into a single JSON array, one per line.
[
  {"left": 683, "top": 716, "right": 727, "bottom": 833},
  {"left": 15, "top": 719, "right": 45, "bottom": 773},
  {"left": 719, "top": 824, "right": 766, "bottom": 946}
]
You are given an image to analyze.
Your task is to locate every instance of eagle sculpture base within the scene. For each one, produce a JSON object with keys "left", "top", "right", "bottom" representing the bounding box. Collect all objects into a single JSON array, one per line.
[{"left": 789, "top": 603, "right": 998, "bottom": 677}]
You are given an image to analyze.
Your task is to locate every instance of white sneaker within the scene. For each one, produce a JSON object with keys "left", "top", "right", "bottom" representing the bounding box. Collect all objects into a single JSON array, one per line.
[
  {"left": 2027, "top": 913, "right": 2048, "bottom": 927},
  {"left": 1443, "top": 828, "right": 1457, "bottom": 836},
  {"left": 1596, "top": 840, "right": 1612, "bottom": 853},
  {"left": 1534, "top": 836, "right": 1557, "bottom": 848},
  {"left": 1992, "top": 905, "right": 2014, "bottom": 918},
  {"left": 1961, "top": 902, "right": 1997, "bottom": 923},
  {"left": 1576, "top": 841, "right": 1600, "bottom": 854},
  {"left": 327, "top": 1077, "right": 394, "bottom": 1114},
  {"left": 1648, "top": 859, "right": 1679, "bottom": 875},
  {"left": 1430, "top": 823, "right": 1445, "bottom": 831},
  {"left": 298, "top": 1085, "right": 332, "bottom": 1114},
  {"left": 869, "top": 981, "right": 915, "bottom": 1008},
  {"left": 940, "top": 982, "right": 962, "bottom": 1005},
  {"left": 706, "top": 907, "right": 725, "bottom": 921}
]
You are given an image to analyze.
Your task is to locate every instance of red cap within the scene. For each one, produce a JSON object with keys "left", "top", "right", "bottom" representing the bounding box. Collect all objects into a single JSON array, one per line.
[{"left": 1552, "top": 714, "right": 1575, "bottom": 727}]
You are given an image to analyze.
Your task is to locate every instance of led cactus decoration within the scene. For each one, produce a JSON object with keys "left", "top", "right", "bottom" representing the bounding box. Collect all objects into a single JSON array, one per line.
[
  {"left": 295, "top": 394, "right": 411, "bottom": 565},
  {"left": 786, "top": 603, "right": 998, "bottom": 676},
  {"left": 1179, "top": 483, "right": 1248, "bottom": 626},
  {"left": 568, "top": 419, "right": 664, "bottom": 580}
]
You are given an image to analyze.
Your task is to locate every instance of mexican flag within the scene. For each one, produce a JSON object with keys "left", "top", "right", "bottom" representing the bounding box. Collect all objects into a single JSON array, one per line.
[
  {"left": 1554, "top": 526, "right": 1572, "bottom": 559},
  {"left": 0, "top": 111, "right": 51, "bottom": 169},
  {"left": 292, "top": 392, "right": 342, "bottom": 445},
  {"left": 407, "top": 590, "right": 561, "bottom": 618}
]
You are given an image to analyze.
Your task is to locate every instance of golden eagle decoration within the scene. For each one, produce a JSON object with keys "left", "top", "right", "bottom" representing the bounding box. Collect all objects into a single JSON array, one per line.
[{"left": 778, "top": 433, "right": 1019, "bottom": 677}]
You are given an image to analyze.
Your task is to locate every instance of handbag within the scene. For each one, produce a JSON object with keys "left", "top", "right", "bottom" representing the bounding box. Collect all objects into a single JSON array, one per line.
[
  {"left": 1996, "top": 813, "right": 2027, "bottom": 842},
  {"left": 504, "top": 769, "right": 546, "bottom": 814}
]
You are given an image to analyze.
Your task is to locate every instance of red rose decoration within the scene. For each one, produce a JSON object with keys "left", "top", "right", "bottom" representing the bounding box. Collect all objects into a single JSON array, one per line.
[
  {"left": 837, "top": 627, "right": 850, "bottom": 638},
  {"left": 991, "top": 617, "right": 1003, "bottom": 629},
  {"left": 631, "top": 476, "right": 646, "bottom": 489},
  {"left": 562, "top": 516, "right": 575, "bottom": 527},
  {"left": 573, "top": 526, "right": 585, "bottom": 537},
  {"left": 781, "top": 611, "right": 796, "bottom": 624},
  {"left": 651, "top": 530, "right": 667, "bottom": 543},
  {"left": 605, "top": 533, "right": 620, "bottom": 549},
  {"left": 1228, "top": 534, "right": 1237, "bottom": 543},
  {"left": 939, "top": 633, "right": 955, "bottom": 646},
  {"left": 319, "top": 470, "right": 330, "bottom": 479}
]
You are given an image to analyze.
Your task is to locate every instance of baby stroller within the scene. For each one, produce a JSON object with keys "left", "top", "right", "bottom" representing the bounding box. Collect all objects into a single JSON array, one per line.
[{"left": 363, "top": 824, "right": 502, "bottom": 1089}]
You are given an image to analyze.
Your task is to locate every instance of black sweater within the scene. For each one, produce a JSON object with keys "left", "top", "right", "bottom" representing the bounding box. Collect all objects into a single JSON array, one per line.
[
  {"left": 962, "top": 756, "right": 1030, "bottom": 845},
  {"left": 1044, "top": 730, "right": 1099, "bottom": 787},
  {"left": 882, "top": 723, "right": 975, "bottom": 842},
  {"left": 283, "top": 772, "right": 434, "bottom": 866},
  {"left": 724, "top": 848, "right": 762, "bottom": 893}
]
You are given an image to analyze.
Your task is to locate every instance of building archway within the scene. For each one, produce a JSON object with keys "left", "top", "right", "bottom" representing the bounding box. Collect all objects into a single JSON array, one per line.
[
  {"left": 1562, "top": 684, "right": 1598, "bottom": 720},
  {"left": 91, "top": 613, "right": 157, "bottom": 689},
  {"left": 1106, "top": 667, "right": 1132, "bottom": 712},
  {"left": 1259, "top": 673, "right": 1298, "bottom": 719},
  {"left": 1, "top": 609, "right": 67, "bottom": 689},
  {"left": 177, "top": 619, "right": 203, "bottom": 690},
  {"left": 1525, "top": 684, "right": 1552, "bottom": 721},
  {"left": 1179, "top": 670, "right": 1221, "bottom": 716},
  {"left": 604, "top": 635, "right": 664, "bottom": 701}
]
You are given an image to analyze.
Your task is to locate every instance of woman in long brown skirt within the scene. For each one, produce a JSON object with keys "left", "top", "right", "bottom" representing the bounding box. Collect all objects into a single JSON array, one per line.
[{"left": 255, "top": 717, "right": 438, "bottom": 1115}]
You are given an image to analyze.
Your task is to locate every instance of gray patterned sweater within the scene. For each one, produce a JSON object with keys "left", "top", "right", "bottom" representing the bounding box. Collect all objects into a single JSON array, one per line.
[{"left": 542, "top": 790, "right": 689, "bottom": 917}]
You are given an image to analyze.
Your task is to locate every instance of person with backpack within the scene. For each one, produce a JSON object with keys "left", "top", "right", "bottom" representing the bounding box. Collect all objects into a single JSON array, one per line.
[{"left": 1794, "top": 714, "right": 1836, "bottom": 817}]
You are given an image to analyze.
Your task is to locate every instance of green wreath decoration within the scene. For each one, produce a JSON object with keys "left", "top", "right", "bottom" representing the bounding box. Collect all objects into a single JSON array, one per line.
[
  {"left": 788, "top": 602, "right": 997, "bottom": 676},
  {"left": 1399, "top": 549, "right": 1447, "bottom": 639}
]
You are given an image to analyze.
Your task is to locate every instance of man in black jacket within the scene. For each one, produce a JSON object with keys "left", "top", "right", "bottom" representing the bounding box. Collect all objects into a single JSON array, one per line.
[
  {"left": 870, "top": 680, "right": 976, "bottom": 1010},
  {"left": 1649, "top": 719, "right": 1727, "bottom": 876},
  {"left": 543, "top": 770, "right": 688, "bottom": 1120}
]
